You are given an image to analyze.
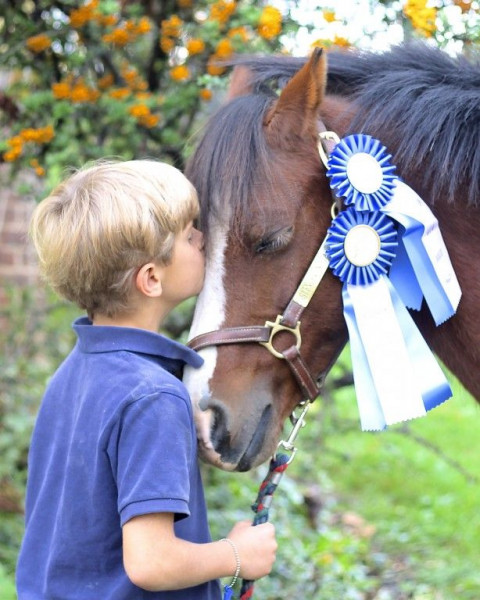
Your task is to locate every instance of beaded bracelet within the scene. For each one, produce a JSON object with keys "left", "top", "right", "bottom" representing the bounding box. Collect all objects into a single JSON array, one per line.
[{"left": 220, "top": 537, "right": 241, "bottom": 600}]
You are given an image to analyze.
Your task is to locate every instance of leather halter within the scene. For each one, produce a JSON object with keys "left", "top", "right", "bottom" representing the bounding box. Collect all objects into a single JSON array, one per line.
[{"left": 188, "top": 123, "right": 340, "bottom": 402}]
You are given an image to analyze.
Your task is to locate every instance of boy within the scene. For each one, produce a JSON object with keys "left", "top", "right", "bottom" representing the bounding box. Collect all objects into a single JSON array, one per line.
[{"left": 16, "top": 160, "right": 277, "bottom": 599}]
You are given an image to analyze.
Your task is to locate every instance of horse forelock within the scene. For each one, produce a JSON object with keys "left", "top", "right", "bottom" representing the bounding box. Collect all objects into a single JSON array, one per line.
[{"left": 185, "top": 92, "right": 277, "bottom": 237}]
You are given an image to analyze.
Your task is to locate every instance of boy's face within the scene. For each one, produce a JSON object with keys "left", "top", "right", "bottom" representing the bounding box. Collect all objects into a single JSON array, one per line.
[{"left": 160, "top": 221, "right": 205, "bottom": 306}]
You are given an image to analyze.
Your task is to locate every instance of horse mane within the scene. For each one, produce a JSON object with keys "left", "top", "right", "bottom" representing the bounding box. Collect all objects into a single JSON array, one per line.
[
  {"left": 328, "top": 43, "right": 480, "bottom": 205},
  {"left": 205, "top": 43, "right": 480, "bottom": 206}
]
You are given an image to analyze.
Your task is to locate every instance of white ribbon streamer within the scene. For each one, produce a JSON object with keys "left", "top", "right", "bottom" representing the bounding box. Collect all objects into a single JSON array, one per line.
[{"left": 347, "top": 278, "right": 426, "bottom": 429}]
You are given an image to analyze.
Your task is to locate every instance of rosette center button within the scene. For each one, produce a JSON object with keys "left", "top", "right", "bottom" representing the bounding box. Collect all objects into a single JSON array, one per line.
[
  {"left": 346, "top": 152, "right": 384, "bottom": 194},
  {"left": 344, "top": 224, "right": 381, "bottom": 267}
]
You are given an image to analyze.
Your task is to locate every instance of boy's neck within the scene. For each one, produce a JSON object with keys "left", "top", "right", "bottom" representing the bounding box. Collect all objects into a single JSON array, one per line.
[{"left": 92, "top": 303, "right": 169, "bottom": 333}]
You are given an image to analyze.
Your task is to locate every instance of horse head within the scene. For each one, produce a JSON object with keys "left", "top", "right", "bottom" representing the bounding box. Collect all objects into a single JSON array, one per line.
[{"left": 184, "top": 50, "right": 350, "bottom": 471}]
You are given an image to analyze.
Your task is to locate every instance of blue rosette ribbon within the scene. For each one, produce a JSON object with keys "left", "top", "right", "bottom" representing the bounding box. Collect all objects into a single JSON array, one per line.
[
  {"left": 327, "top": 134, "right": 397, "bottom": 211},
  {"left": 325, "top": 134, "right": 461, "bottom": 431}
]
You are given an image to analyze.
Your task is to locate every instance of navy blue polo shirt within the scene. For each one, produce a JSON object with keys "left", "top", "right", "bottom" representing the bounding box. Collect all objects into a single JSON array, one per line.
[{"left": 16, "top": 317, "right": 221, "bottom": 600}]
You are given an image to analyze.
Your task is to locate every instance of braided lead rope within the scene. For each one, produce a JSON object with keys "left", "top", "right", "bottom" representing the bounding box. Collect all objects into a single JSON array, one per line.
[
  {"left": 239, "top": 452, "right": 291, "bottom": 600},
  {"left": 223, "top": 400, "right": 311, "bottom": 600}
]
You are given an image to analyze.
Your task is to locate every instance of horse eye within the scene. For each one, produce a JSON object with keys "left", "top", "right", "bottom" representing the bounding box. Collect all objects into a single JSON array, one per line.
[{"left": 255, "top": 226, "right": 293, "bottom": 255}]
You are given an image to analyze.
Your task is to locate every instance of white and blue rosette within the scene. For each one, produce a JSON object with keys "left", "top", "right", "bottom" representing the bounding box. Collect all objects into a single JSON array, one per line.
[{"left": 325, "top": 134, "right": 461, "bottom": 431}]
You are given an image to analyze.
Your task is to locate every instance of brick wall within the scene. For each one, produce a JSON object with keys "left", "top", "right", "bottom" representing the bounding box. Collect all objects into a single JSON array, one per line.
[{"left": 0, "top": 166, "right": 40, "bottom": 305}]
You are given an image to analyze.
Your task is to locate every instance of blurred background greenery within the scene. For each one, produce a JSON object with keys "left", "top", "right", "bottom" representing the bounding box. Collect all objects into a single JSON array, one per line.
[{"left": 2, "top": 1, "right": 480, "bottom": 598}]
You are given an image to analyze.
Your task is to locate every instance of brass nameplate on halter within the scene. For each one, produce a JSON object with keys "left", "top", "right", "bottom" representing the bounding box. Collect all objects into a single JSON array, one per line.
[{"left": 292, "top": 239, "right": 330, "bottom": 308}]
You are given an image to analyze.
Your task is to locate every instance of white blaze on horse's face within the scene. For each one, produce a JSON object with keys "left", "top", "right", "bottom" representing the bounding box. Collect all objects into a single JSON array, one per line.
[{"left": 183, "top": 218, "right": 229, "bottom": 466}]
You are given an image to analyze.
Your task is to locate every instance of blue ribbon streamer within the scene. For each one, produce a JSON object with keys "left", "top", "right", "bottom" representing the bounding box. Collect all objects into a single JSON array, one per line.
[{"left": 382, "top": 181, "right": 461, "bottom": 325}]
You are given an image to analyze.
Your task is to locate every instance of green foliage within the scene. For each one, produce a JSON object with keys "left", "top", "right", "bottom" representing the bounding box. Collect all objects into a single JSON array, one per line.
[
  {"left": 0, "top": 285, "right": 78, "bottom": 576},
  {"left": 0, "top": 0, "right": 293, "bottom": 192},
  {"left": 0, "top": 563, "right": 16, "bottom": 600}
]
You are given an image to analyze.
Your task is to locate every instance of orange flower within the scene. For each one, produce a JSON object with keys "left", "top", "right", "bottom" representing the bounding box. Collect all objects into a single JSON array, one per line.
[
  {"left": 323, "top": 10, "right": 337, "bottom": 23},
  {"left": 19, "top": 128, "right": 40, "bottom": 142},
  {"left": 170, "top": 64, "right": 190, "bottom": 81},
  {"left": 52, "top": 82, "right": 71, "bottom": 99},
  {"left": 8, "top": 136, "right": 24, "bottom": 149},
  {"left": 453, "top": 0, "right": 472, "bottom": 12},
  {"left": 207, "top": 56, "right": 226, "bottom": 76},
  {"left": 109, "top": 88, "right": 131, "bottom": 100},
  {"left": 98, "top": 74, "right": 114, "bottom": 89},
  {"left": 333, "top": 35, "right": 351, "bottom": 47},
  {"left": 26, "top": 34, "right": 51, "bottom": 53},
  {"left": 178, "top": 0, "right": 193, "bottom": 7},
  {"left": 228, "top": 26, "right": 249, "bottom": 42},
  {"left": 134, "top": 80, "right": 148, "bottom": 91},
  {"left": 199, "top": 89, "right": 213, "bottom": 101},
  {"left": 3, "top": 136, "right": 23, "bottom": 161},
  {"left": 128, "top": 104, "right": 150, "bottom": 118},
  {"left": 17, "top": 126, "right": 54, "bottom": 145},
  {"left": 102, "top": 27, "right": 130, "bottom": 46},
  {"left": 38, "top": 125, "right": 54, "bottom": 143},
  {"left": 124, "top": 20, "right": 137, "bottom": 33},
  {"left": 215, "top": 38, "right": 233, "bottom": 58},
  {"left": 135, "top": 92, "right": 152, "bottom": 101},
  {"left": 160, "top": 36, "right": 175, "bottom": 52},
  {"left": 122, "top": 68, "right": 138, "bottom": 84},
  {"left": 161, "top": 15, "right": 183, "bottom": 38},
  {"left": 70, "top": 83, "right": 99, "bottom": 103},
  {"left": 69, "top": 1, "right": 99, "bottom": 28},
  {"left": 137, "top": 114, "right": 159, "bottom": 128},
  {"left": 404, "top": 0, "right": 437, "bottom": 37},
  {"left": 135, "top": 17, "right": 152, "bottom": 34},
  {"left": 100, "top": 15, "right": 118, "bottom": 27},
  {"left": 128, "top": 104, "right": 159, "bottom": 128},
  {"left": 210, "top": 1, "right": 236, "bottom": 25},
  {"left": 30, "top": 160, "right": 46, "bottom": 177},
  {"left": 186, "top": 38, "right": 205, "bottom": 55},
  {"left": 3, "top": 149, "right": 22, "bottom": 162},
  {"left": 257, "top": 6, "right": 282, "bottom": 40}
]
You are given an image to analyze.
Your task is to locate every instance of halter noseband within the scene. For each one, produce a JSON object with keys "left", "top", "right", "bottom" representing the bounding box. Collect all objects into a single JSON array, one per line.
[{"left": 188, "top": 123, "right": 340, "bottom": 402}]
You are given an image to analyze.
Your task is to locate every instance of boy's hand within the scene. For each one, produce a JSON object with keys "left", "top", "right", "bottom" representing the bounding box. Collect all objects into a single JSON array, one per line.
[{"left": 226, "top": 520, "right": 277, "bottom": 580}]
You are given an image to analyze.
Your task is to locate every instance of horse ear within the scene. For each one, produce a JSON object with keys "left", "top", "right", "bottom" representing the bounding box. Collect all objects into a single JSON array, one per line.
[
  {"left": 264, "top": 47, "right": 327, "bottom": 139},
  {"left": 226, "top": 65, "right": 254, "bottom": 100}
]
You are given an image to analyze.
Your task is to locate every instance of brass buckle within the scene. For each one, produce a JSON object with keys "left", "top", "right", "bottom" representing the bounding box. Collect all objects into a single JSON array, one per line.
[{"left": 260, "top": 315, "right": 301, "bottom": 360}]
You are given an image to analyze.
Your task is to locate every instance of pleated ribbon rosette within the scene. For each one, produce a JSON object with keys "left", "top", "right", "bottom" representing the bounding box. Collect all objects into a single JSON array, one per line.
[{"left": 325, "top": 134, "right": 462, "bottom": 431}]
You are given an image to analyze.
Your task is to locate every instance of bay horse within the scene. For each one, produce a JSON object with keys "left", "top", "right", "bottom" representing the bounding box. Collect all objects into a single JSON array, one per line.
[{"left": 183, "top": 43, "right": 480, "bottom": 472}]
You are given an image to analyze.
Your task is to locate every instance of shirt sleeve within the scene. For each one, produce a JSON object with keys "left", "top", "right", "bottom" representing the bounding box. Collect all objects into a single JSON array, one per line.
[{"left": 107, "top": 390, "right": 194, "bottom": 526}]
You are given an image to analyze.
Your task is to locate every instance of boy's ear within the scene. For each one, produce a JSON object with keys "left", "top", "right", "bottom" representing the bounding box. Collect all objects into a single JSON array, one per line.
[{"left": 135, "top": 263, "right": 163, "bottom": 298}]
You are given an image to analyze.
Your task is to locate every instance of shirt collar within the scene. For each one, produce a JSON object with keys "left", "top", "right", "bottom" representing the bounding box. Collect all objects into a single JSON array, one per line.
[{"left": 73, "top": 316, "right": 204, "bottom": 369}]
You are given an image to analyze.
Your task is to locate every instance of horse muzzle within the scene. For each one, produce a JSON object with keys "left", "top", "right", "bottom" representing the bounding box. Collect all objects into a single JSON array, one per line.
[{"left": 189, "top": 384, "right": 278, "bottom": 471}]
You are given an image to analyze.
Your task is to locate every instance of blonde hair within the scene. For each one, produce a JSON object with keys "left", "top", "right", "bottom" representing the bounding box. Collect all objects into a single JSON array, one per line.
[{"left": 30, "top": 160, "right": 199, "bottom": 317}]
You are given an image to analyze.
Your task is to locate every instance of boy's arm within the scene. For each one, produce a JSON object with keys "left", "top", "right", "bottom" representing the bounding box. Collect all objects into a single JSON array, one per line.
[{"left": 122, "top": 512, "right": 276, "bottom": 592}]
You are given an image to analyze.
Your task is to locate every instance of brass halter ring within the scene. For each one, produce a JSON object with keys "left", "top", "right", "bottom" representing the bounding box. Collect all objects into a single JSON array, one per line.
[{"left": 259, "top": 315, "right": 302, "bottom": 360}]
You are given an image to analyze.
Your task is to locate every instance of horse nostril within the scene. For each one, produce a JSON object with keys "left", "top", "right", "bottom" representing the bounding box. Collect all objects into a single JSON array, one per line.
[{"left": 210, "top": 405, "right": 230, "bottom": 451}]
